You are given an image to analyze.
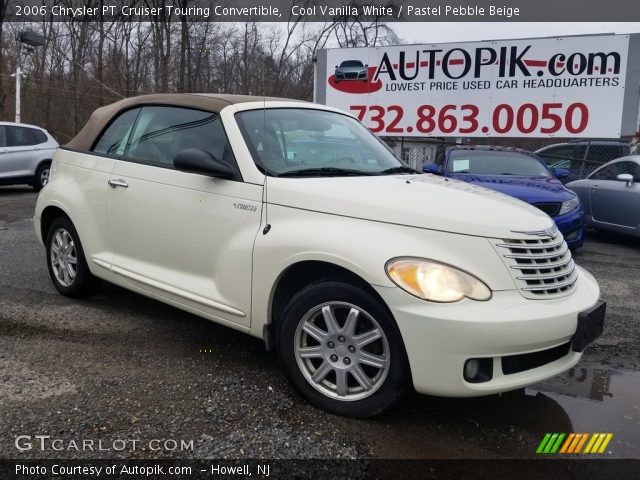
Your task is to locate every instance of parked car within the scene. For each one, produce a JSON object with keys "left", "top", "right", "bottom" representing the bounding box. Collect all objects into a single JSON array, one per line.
[
  {"left": 0, "top": 121, "right": 59, "bottom": 191},
  {"left": 535, "top": 140, "right": 630, "bottom": 184},
  {"left": 35, "top": 94, "right": 604, "bottom": 417},
  {"left": 423, "top": 146, "right": 585, "bottom": 250},
  {"left": 567, "top": 156, "right": 640, "bottom": 238},
  {"left": 334, "top": 60, "right": 368, "bottom": 82}
]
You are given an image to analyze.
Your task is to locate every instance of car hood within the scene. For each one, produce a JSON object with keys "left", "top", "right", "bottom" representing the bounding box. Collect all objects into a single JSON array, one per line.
[
  {"left": 268, "top": 174, "right": 553, "bottom": 238},
  {"left": 449, "top": 174, "right": 574, "bottom": 203}
]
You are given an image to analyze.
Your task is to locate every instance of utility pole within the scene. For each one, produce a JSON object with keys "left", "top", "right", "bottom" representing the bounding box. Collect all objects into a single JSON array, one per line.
[
  {"left": 13, "top": 31, "right": 45, "bottom": 124},
  {"left": 14, "top": 66, "right": 22, "bottom": 123}
]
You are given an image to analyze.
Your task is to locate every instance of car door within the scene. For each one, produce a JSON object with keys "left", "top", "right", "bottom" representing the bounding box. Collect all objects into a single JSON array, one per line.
[
  {"left": 105, "top": 105, "right": 262, "bottom": 328},
  {"left": 0, "top": 125, "right": 37, "bottom": 179},
  {"left": 589, "top": 161, "right": 639, "bottom": 228}
]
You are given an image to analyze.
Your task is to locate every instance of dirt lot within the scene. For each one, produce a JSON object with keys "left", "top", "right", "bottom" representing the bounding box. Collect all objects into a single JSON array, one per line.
[{"left": 1, "top": 187, "right": 638, "bottom": 460}]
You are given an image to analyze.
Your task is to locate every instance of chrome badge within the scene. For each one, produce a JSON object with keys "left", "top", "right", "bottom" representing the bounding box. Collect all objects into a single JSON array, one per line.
[{"left": 511, "top": 224, "right": 558, "bottom": 237}]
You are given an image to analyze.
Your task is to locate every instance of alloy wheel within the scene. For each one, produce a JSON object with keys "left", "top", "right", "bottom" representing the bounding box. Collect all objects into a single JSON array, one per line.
[
  {"left": 50, "top": 228, "right": 77, "bottom": 287},
  {"left": 294, "top": 301, "right": 390, "bottom": 401}
]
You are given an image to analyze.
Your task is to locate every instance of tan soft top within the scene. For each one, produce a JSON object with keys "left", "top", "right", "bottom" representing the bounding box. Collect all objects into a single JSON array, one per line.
[{"left": 66, "top": 93, "right": 302, "bottom": 151}]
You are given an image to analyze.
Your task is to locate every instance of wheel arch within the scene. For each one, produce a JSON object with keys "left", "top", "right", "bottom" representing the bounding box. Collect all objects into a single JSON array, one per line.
[
  {"left": 266, "top": 260, "right": 395, "bottom": 349},
  {"left": 36, "top": 158, "right": 53, "bottom": 167},
  {"left": 40, "top": 205, "right": 71, "bottom": 243}
]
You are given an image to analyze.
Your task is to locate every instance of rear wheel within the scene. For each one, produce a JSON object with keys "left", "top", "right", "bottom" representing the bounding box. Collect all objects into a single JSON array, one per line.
[
  {"left": 45, "top": 217, "right": 101, "bottom": 297},
  {"left": 32, "top": 163, "right": 51, "bottom": 191},
  {"left": 277, "top": 280, "right": 409, "bottom": 417}
]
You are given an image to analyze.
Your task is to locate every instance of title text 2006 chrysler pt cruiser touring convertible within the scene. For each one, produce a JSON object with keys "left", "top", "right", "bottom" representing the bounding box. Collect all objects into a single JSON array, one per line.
[{"left": 34, "top": 94, "right": 606, "bottom": 417}]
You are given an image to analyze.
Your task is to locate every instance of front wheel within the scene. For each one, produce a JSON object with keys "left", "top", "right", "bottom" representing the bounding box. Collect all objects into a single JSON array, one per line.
[
  {"left": 277, "top": 280, "right": 409, "bottom": 417},
  {"left": 45, "top": 217, "right": 101, "bottom": 297}
]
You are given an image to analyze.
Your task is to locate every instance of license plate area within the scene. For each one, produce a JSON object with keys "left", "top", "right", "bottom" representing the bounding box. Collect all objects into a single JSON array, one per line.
[{"left": 572, "top": 300, "right": 606, "bottom": 352}]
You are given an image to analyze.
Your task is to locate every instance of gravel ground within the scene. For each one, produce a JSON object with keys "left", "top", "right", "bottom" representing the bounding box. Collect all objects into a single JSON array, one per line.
[{"left": 0, "top": 187, "right": 638, "bottom": 460}]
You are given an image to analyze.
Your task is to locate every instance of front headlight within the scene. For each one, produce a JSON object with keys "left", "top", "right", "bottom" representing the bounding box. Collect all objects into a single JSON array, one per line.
[
  {"left": 385, "top": 258, "right": 492, "bottom": 303},
  {"left": 558, "top": 196, "right": 580, "bottom": 215}
]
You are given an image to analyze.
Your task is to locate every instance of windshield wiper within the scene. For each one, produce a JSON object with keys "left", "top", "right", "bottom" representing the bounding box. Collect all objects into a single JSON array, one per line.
[
  {"left": 378, "top": 166, "right": 419, "bottom": 175},
  {"left": 277, "top": 167, "right": 375, "bottom": 178}
]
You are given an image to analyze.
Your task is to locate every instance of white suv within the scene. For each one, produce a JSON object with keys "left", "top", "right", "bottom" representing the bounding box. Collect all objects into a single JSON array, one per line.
[
  {"left": 0, "top": 121, "right": 59, "bottom": 191},
  {"left": 34, "top": 94, "right": 605, "bottom": 416}
]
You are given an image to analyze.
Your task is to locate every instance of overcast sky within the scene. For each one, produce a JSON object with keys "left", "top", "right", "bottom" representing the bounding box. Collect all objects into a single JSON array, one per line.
[{"left": 390, "top": 22, "right": 640, "bottom": 44}]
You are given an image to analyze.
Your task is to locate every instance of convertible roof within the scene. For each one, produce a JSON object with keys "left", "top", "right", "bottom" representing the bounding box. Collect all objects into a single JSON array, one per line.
[{"left": 66, "top": 93, "right": 302, "bottom": 151}]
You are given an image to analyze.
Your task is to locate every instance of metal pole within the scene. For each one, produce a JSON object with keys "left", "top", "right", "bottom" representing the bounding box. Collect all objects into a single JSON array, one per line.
[
  {"left": 14, "top": 35, "right": 22, "bottom": 124},
  {"left": 578, "top": 138, "right": 591, "bottom": 179},
  {"left": 15, "top": 65, "right": 21, "bottom": 123}
]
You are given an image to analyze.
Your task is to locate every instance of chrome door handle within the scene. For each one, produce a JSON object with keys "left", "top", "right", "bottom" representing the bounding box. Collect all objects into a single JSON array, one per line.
[
  {"left": 108, "top": 178, "right": 128, "bottom": 188},
  {"left": 591, "top": 185, "right": 599, "bottom": 190}
]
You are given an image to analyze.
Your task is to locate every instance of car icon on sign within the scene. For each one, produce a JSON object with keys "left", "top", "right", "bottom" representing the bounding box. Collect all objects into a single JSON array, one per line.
[{"left": 334, "top": 60, "right": 368, "bottom": 82}]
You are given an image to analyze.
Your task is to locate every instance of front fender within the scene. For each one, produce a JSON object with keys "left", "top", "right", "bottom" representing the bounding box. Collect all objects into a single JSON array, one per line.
[{"left": 250, "top": 204, "right": 516, "bottom": 337}]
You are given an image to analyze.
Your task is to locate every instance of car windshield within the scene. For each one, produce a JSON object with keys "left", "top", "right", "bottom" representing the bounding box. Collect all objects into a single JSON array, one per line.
[
  {"left": 235, "top": 108, "right": 406, "bottom": 177},
  {"left": 447, "top": 150, "right": 551, "bottom": 177},
  {"left": 340, "top": 61, "right": 363, "bottom": 68}
]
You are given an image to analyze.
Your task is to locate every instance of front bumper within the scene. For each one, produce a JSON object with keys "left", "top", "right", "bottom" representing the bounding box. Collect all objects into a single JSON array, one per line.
[
  {"left": 553, "top": 207, "right": 585, "bottom": 250},
  {"left": 335, "top": 71, "right": 368, "bottom": 81},
  {"left": 374, "top": 264, "right": 601, "bottom": 397}
]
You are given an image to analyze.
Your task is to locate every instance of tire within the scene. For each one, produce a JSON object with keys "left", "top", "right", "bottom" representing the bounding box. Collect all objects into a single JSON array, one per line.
[
  {"left": 277, "top": 279, "right": 409, "bottom": 417},
  {"left": 32, "top": 162, "right": 51, "bottom": 192},
  {"left": 45, "top": 217, "right": 101, "bottom": 297}
]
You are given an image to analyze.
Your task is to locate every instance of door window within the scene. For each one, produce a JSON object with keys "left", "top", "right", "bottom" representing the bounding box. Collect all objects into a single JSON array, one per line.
[
  {"left": 123, "top": 106, "right": 236, "bottom": 171},
  {"left": 32, "top": 129, "right": 48, "bottom": 144},
  {"left": 538, "top": 145, "right": 584, "bottom": 169},
  {"left": 590, "top": 161, "right": 636, "bottom": 180},
  {"left": 6, "top": 126, "right": 36, "bottom": 147},
  {"left": 0, "top": 126, "right": 6, "bottom": 147},
  {"left": 92, "top": 108, "right": 141, "bottom": 157}
]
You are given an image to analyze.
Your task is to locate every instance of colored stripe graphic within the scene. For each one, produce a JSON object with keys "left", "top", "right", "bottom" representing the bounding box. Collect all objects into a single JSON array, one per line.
[
  {"left": 598, "top": 434, "right": 613, "bottom": 453},
  {"left": 536, "top": 433, "right": 565, "bottom": 454},
  {"left": 559, "top": 433, "right": 575, "bottom": 453},
  {"left": 584, "top": 434, "right": 599, "bottom": 453},
  {"left": 550, "top": 433, "right": 566, "bottom": 453},
  {"left": 574, "top": 434, "right": 589, "bottom": 453},
  {"left": 536, "top": 433, "right": 552, "bottom": 453},
  {"left": 538, "top": 433, "right": 613, "bottom": 454},
  {"left": 544, "top": 433, "right": 559, "bottom": 453},
  {"left": 567, "top": 433, "right": 582, "bottom": 453}
]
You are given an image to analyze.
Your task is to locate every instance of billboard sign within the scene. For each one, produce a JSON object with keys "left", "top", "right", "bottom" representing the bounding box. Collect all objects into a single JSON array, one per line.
[{"left": 315, "top": 34, "right": 640, "bottom": 138}]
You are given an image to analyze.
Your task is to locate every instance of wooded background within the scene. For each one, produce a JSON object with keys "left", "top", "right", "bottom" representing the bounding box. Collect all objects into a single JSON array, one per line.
[{"left": 0, "top": 1, "right": 399, "bottom": 142}]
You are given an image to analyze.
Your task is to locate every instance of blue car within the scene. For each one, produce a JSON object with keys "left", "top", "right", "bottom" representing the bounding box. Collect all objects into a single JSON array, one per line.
[{"left": 423, "top": 146, "right": 585, "bottom": 250}]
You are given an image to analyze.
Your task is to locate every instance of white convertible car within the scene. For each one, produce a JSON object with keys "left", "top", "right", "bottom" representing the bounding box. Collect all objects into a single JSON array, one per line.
[{"left": 34, "top": 94, "right": 605, "bottom": 416}]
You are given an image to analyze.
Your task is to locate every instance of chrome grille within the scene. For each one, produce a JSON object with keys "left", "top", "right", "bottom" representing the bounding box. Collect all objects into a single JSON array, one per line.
[{"left": 494, "top": 231, "right": 577, "bottom": 299}]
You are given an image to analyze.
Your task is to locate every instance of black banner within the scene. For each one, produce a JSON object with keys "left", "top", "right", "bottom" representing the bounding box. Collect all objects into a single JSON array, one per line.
[
  {"left": 2, "top": 459, "right": 640, "bottom": 480},
  {"left": 2, "top": 0, "right": 640, "bottom": 22}
]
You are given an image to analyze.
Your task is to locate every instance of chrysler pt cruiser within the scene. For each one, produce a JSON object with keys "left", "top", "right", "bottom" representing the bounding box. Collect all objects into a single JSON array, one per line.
[{"left": 34, "top": 94, "right": 605, "bottom": 417}]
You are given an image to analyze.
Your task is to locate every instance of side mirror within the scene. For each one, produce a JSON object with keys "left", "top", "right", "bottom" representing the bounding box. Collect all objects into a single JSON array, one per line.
[
  {"left": 616, "top": 173, "right": 634, "bottom": 187},
  {"left": 552, "top": 167, "right": 569, "bottom": 179},
  {"left": 335, "top": 65, "right": 338, "bottom": 69},
  {"left": 422, "top": 163, "right": 440, "bottom": 174},
  {"left": 365, "top": 64, "right": 369, "bottom": 67},
  {"left": 174, "top": 149, "right": 234, "bottom": 179}
]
